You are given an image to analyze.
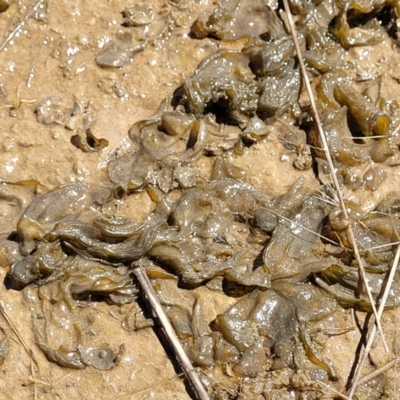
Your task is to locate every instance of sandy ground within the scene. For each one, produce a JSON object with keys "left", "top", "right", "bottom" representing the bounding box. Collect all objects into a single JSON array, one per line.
[{"left": 0, "top": 1, "right": 400, "bottom": 399}]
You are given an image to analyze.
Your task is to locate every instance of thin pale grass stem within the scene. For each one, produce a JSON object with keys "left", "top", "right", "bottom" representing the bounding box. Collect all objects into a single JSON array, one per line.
[
  {"left": 0, "top": 84, "right": 37, "bottom": 110},
  {"left": 276, "top": 117, "right": 325, "bottom": 151},
  {"left": 52, "top": 373, "right": 70, "bottom": 386},
  {"left": 339, "top": 135, "right": 385, "bottom": 140},
  {"left": 233, "top": 0, "right": 244, "bottom": 13},
  {"left": 26, "top": 35, "right": 49, "bottom": 88},
  {"left": 394, "top": 312, "right": 399, "bottom": 397},
  {"left": 317, "top": 380, "right": 351, "bottom": 400},
  {"left": 3, "top": 390, "right": 13, "bottom": 400},
  {"left": 30, "top": 361, "right": 37, "bottom": 400},
  {"left": 357, "top": 357, "right": 400, "bottom": 387},
  {"left": 313, "top": 194, "right": 338, "bottom": 207},
  {"left": 315, "top": 187, "right": 340, "bottom": 206},
  {"left": 347, "top": 244, "right": 400, "bottom": 398},
  {"left": 391, "top": 122, "right": 400, "bottom": 137},
  {"left": 393, "top": 304, "right": 400, "bottom": 397},
  {"left": 267, "top": 135, "right": 324, "bottom": 153},
  {"left": 42, "top": 373, "right": 64, "bottom": 400},
  {"left": 0, "top": 0, "right": 44, "bottom": 52},
  {"left": 317, "top": 187, "right": 339, "bottom": 203},
  {"left": 309, "top": 326, "right": 355, "bottom": 337},
  {"left": 0, "top": 301, "right": 39, "bottom": 367},
  {"left": 198, "top": 369, "right": 236, "bottom": 397},
  {"left": 274, "top": 119, "right": 325, "bottom": 152},
  {"left": 364, "top": 241, "right": 400, "bottom": 252},
  {"left": 28, "top": 376, "right": 51, "bottom": 387},
  {"left": 325, "top": 183, "right": 338, "bottom": 200},
  {"left": 321, "top": 182, "right": 340, "bottom": 204},
  {"left": 282, "top": 0, "right": 388, "bottom": 352},
  {"left": 132, "top": 267, "right": 210, "bottom": 400},
  {"left": 268, "top": 209, "right": 342, "bottom": 247},
  {"left": 116, "top": 373, "right": 185, "bottom": 398}
]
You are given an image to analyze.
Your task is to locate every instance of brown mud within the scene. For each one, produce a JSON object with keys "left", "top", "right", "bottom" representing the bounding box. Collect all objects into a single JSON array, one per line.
[{"left": 0, "top": 1, "right": 400, "bottom": 399}]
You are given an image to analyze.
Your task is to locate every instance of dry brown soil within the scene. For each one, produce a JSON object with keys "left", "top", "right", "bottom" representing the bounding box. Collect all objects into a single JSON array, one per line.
[{"left": 0, "top": 1, "right": 400, "bottom": 399}]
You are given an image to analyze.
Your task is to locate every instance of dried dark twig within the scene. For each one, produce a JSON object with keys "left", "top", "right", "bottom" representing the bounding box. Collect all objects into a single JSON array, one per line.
[
  {"left": 282, "top": 0, "right": 387, "bottom": 352},
  {"left": 346, "top": 244, "right": 400, "bottom": 398},
  {"left": 132, "top": 266, "right": 210, "bottom": 400}
]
